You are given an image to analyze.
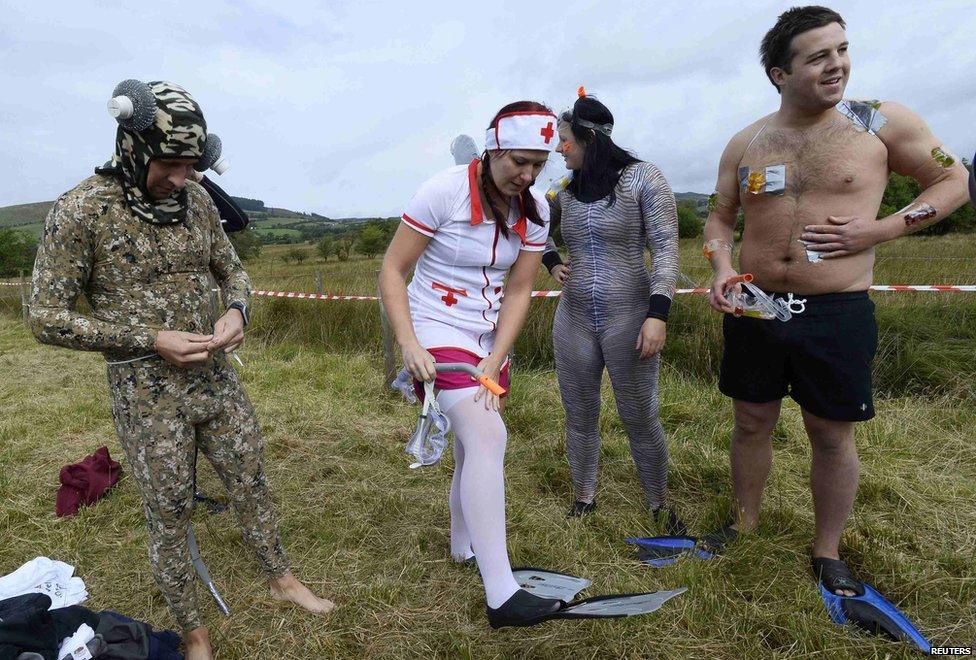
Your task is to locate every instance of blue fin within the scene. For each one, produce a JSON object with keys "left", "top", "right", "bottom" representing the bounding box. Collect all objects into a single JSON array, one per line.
[
  {"left": 626, "top": 536, "right": 715, "bottom": 567},
  {"left": 818, "top": 582, "right": 931, "bottom": 653}
]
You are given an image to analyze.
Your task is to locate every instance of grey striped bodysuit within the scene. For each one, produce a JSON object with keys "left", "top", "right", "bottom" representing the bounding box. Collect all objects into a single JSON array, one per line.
[{"left": 547, "top": 162, "right": 679, "bottom": 509}]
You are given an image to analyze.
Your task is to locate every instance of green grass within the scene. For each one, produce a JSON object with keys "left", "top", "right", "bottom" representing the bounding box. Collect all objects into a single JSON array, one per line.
[
  {"left": 252, "top": 227, "right": 304, "bottom": 239},
  {"left": 2, "top": 235, "right": 975, "bottom": 657}
]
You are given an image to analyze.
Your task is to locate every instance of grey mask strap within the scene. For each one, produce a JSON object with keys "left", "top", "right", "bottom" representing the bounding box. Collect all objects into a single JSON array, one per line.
[{"left": 575, "top": 117, "right": 613, "bottom": 137}]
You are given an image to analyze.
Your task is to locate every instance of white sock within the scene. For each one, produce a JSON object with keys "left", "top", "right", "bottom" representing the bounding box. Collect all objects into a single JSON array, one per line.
[{"left": 438, "top": 389, "right": 520, "bottom": 608}]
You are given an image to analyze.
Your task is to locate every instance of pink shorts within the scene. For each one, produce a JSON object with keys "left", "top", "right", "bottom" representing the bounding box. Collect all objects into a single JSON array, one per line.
[{"left": 413, "top": 347, "right": 511, "bottom": 402}]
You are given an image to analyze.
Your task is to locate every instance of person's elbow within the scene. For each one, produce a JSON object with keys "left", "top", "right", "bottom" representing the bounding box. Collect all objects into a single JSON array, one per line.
[{"left": 27, "top": 306, "right": 64, "bottom": 347}]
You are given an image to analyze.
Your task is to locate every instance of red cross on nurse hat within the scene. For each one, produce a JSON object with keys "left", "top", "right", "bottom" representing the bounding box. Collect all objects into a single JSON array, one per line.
[{"left": 485, "top": 110, "right": 559, "bottom": 152}]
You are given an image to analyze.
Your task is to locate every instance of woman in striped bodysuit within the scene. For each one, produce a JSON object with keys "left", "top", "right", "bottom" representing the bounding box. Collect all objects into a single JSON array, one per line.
[{"left": 544, "top": 93, "right": 681, "bottom": 529}]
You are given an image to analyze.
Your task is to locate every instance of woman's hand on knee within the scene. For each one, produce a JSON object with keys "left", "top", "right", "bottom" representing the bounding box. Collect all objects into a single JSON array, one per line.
[
  {"left": 402, "top": 342, "right": 437, "bottom": 382},
  {"left": 636, "top": 318, "right": 667, "bottom": 359}
]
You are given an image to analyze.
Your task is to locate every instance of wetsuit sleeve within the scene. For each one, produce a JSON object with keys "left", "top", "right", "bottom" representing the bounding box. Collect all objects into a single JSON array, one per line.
[
  {"left": 401, "top": 173, "right": 450, "bottom": 237},
  {"left": 199, "top": 175, "right": 249, "bottom": 232},
  {"left": 542, "top": 193, "right": 564, "bottom": 272},
  {"left": 29, "top": 193, "right": 157, "bottom": 352},
  {"left": 204, "top": 190, "right": 252, "bottom": 309},
  {"left": 636, "top": 163, "right": 679, "bottom": 321}
]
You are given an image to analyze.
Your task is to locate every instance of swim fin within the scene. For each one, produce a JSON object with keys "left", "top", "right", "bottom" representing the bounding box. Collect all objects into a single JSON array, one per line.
[
  {"left": 818, "top": 582, "right": 931, "bottom": 653},
  {"left": 555, "top": 588, "right": 688, "bottom": 619},
  {"left": 187, "top": 525, "right": 230, "bottom": 616},
  {"left": 513, "top": 567, "right": 592, "bottom": 601},
  {"left": 489, "top": 583, "right": 687, "bottom": 628},
  {"left": 627, "top": 536, "right": 716, "bottom": 567},
  {"left": 450, "top": 135, "right": 480, "bottom": 165}
]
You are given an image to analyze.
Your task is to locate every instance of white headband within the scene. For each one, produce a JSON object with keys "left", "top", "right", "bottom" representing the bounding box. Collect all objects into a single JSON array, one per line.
[{"left": 485, "top": 111, "right": 559, "bottom": 152}]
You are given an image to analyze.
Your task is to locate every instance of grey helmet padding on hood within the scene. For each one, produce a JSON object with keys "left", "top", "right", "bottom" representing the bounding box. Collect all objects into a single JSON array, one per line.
[{"left": 114, "top": 81, "right": 207, "bottom": 225}]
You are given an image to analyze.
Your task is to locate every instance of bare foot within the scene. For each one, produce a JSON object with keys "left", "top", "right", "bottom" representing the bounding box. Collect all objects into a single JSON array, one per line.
[
  {"left": 269, "top": 570, "right": 336, "bottom": 614},
  {"left": 184, "top": 627, "right": 213, "bottom": 660}
]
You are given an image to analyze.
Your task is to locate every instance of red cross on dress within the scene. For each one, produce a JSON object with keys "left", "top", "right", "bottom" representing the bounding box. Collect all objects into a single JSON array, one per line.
[{"left": 432, "top": 282, "right": 468, "bottom": 307}]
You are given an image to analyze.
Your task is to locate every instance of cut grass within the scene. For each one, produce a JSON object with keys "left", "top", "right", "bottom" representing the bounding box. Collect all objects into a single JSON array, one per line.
[{"left": 1, "top": 313, "right": 974, "bottom": 658}]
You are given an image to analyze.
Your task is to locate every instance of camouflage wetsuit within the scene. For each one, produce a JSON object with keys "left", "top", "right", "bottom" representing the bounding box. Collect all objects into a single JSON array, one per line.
[{"left": 29, "top": 82, "right": 288, "bottom": 632}]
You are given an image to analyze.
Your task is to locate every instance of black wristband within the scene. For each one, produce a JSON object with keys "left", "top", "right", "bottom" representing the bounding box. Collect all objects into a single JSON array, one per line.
[
  {"left": 542, "top": 251, "right": 564, "bottom": 273},
  {"left": 646, "top": 294, "right": 672, "bottom": 322},
  {"left": 228, "top": 300, "right": 249, "bottom": 326}
]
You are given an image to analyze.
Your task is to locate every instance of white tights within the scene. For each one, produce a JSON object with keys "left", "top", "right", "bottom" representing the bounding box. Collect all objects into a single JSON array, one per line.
[{"left": 437, "top": 388, "right": 519, "bottom": 608}]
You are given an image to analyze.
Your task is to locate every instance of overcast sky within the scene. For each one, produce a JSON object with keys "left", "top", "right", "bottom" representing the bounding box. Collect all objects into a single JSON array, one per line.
[{"left": 2, "top": 0, "right": 974, "bottom": 217}]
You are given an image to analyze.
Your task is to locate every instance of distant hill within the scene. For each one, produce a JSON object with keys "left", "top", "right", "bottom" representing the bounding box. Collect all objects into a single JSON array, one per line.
[
  {"left": 0, "top": 196, "right": 327, "bottom": 238},
  {"left": 675, "top": 192, "right": 709, "bottom": 204},
  {"left": 0, "top": 202, "right": 53, "bottom": 229}
]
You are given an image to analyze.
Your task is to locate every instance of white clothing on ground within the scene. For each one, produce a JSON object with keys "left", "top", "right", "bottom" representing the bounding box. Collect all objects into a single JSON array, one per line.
[{"left": 0, "top": 556, "right": 88, "bottom": 609}]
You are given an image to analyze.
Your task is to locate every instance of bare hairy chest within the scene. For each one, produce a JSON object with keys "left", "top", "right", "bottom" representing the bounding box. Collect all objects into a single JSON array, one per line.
[{"left": 739, "top": 120, "right": 888, "bottom": 199}]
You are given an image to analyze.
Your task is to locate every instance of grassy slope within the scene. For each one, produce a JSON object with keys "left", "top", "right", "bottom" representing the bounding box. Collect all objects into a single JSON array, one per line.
[
  {"left": 1, "top": 236, "right": 975, "bottom": 657},
  {"left": 0, "top": 202, "right": 53, "bottom": 237}
]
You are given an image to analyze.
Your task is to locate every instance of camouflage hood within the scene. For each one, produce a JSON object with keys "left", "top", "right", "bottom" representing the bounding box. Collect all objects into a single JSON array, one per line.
[{"left": 115, "top": 81, "right": 207, "bottom": 225}]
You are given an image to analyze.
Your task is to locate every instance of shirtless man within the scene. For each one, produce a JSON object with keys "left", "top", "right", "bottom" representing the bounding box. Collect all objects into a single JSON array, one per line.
[{"left": 702, "top": 6, "right": 969, "bottom": 597}]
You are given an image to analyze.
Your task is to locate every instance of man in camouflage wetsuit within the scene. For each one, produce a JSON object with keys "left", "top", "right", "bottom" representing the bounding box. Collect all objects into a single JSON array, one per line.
[{"left": 29, "top": 81, "right": 333, "bottom": 659}]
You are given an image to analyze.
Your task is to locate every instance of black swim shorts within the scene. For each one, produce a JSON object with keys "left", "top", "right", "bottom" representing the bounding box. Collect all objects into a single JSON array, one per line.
[{"left": 719, "top": 291, "right": 877, "bottom": 422}]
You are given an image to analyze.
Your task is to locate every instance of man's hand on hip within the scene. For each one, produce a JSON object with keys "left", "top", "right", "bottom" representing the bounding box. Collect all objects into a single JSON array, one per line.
[
  {"left": 154, "top": 331, "right": 214, "bottom": 367},
  {"left": 208, "top": 308, "right": 245, "bottom": 353}
]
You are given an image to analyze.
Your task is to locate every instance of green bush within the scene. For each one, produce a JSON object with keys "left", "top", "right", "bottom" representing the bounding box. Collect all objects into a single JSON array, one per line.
[
  {"left": 677, "top": 201, "right": 703, "bottom": 238},
  {"left": 228, "top": 228, "right": 263, "bottom": 262},
  {"left": 0, "top": 229, "right": 37, "bottom": 277}
]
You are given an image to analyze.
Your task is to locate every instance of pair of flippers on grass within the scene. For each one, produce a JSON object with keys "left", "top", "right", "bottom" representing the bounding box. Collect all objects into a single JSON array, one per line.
[{"left": 627, "top": 535, "right": 931, "bottom": 653}]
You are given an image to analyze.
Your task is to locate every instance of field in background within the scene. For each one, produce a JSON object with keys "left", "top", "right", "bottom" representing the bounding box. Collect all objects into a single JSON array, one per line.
[
  {"left": 1, "top": 235, "right": 974, "bottom": 657},
  {"left": 243, "top": 237, "right": 976, "bottom": 400}
]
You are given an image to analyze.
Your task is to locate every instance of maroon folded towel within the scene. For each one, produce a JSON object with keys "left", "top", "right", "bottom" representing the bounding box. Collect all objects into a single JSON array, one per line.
[{"left": 56, "top": 446, "right": 122, "bottom": 517}]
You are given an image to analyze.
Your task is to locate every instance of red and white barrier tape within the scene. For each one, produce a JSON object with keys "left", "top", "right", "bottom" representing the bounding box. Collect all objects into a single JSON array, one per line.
[
  {"left": 253, "top": 284, "right": 976, "bottom": 302},
  {"left": 253, "top": 290, "right": 379, "bottom": 301}
]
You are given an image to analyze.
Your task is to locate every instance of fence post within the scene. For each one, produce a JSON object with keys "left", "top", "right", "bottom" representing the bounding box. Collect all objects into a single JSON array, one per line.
[
  {"left": 19, "top": 270, "right": 28, "bottom": 322},
  {"left": 315, "top": 270, "right": 323, "bottom": 295},
  {"left": 378, "top": 293, "right": 397, "bottom": 390}
]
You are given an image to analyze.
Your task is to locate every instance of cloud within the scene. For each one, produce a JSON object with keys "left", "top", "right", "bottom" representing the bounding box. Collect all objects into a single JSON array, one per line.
[{"left": 1, "top": 0, "right": 974, "bottom": 214}]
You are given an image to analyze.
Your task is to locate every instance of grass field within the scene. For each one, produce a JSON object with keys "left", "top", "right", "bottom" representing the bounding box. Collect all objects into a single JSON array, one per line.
[{"left": 1, "top": 236, "right": 974, "bottom": 657}]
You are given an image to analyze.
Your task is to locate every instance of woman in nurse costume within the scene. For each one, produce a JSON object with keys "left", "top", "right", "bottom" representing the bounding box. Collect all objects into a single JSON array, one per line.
[{"left": 379, "top": 101, "right": 565, "bottom": 627}]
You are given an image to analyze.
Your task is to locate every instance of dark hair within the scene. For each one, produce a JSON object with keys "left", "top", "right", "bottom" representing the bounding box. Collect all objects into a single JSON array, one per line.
[
  {"left": 760, "top": 6, "right": 845, "bottom": 93},
  {"left": 562, "top": 95, "right": 639, "bottom": 205},
  {"left": 482, "top": 100, "right": 551, "bottom": 236}
]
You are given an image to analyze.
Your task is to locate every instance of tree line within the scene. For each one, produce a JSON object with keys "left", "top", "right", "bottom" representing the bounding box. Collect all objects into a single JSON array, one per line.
[{"left": 228, "top": 218, "right": 400, "bottom": 264}]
